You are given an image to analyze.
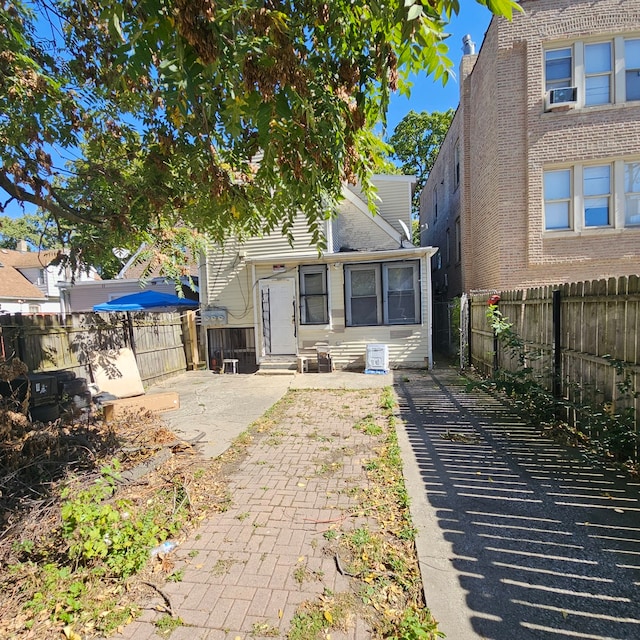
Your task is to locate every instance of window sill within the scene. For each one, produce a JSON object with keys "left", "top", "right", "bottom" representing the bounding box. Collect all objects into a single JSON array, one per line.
[
  {"left": 345, "top": 322, "right": 421, "bottom": 328},
  {"left": 543, "top": 226, "right": 640, "bottom": 238},
  {"left": 543, "top": 100, "right": 640, "bottom": 115}
]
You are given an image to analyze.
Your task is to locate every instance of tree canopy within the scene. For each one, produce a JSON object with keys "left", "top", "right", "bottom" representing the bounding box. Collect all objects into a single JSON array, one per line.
[
  {"left": 0, "top": 213, "right": 49, "bottom": 249},
  {"left": 389, "top": 108, "right": 454, "bottom": 214},
  {"left": 0, "top": 0, "right": 519, "bottom": 273}
]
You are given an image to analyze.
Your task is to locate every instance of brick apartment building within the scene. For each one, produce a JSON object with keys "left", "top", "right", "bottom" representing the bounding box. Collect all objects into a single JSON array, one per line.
[{"left": 421, "top": 0, "right": 640, "bottom": 348}]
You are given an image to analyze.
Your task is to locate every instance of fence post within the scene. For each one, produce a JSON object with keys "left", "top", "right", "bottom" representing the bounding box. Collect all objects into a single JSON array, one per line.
[
  {"left": 553, "top": 289, "right": 562, "bottom": 398},
  {"left": 182, "top": 310, "right": 199, "bottom": 370},
  {"left": 125, "top": 312, "right": 137, "bottom": 356}
]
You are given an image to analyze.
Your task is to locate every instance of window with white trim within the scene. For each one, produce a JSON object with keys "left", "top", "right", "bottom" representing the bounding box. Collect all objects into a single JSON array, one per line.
[
  {"left": 545, "top": 37, "right": 640, "bottom": 106},
  {"left": 299, "top": 265, "right": 328, "bottom": 324},
  {"left": 545, "top": 48, "right": 572, "bottom": 90},
  {"left": 585, "top": 42, "right": 612, "bottom": 106},
  {"left": 625, "top": 162, "right": 640, "bottom": 226},
  {"left": 625, "top": 40, "right": 640, "bottom": 101},
  {"left": 583, "top": 165, "right": 611, "bottom": 226},
  {"left": 544, "top": 169, "right": 572, "bottom": 230},
  {"left": 345, "top": 261, "right": 420, "bottom": 326},
  {"left": 544, "top": 160, "right": 640, "bottom": 231}
]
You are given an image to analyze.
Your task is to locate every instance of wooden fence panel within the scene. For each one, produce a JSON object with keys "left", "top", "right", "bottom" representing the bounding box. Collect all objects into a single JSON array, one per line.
[
  {"left": 130, "top": 313, "right": 187, "bottom": 386},
  {"left": 467, "top": 276, "right": 640, "bottom": 431},
  {"left": 0, "top": 311, "right": 191, "bottom": 388}
]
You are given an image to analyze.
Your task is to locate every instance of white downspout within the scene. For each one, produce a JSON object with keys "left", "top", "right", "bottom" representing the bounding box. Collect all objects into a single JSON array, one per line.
[
  {"left": 425, "top": 250, "right": 436, "bottom": 370},
  {"left": 199, "top": 246, "right": 210, "bottom": 369}
]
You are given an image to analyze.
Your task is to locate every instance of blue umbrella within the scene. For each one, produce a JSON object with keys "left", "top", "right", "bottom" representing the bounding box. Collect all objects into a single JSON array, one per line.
[{"left": 93, "top": 290, "right": 199, "bottom": 312}]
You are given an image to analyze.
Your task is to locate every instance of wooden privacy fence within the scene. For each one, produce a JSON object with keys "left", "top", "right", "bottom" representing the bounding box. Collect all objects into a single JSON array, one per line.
[
  {"left": 0, "top": 311, "right": 200, "bottom": 387},
  {"left": 464, "top": 275, "right": 640, "bottom": 428}
]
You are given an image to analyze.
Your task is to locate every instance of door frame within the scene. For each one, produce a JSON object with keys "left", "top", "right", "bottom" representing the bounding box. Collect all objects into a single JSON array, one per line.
[{"left": 258, "top": 278, "right": 297, "bottom": 355}]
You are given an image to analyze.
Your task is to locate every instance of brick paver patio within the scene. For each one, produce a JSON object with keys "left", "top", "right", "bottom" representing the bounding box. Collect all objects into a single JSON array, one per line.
[{"left": 110, "top": 387, "right": 386, "bottom": 640}]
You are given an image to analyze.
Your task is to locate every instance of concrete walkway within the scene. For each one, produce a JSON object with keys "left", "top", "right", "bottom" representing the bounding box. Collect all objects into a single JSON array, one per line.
[
  {"left": 116, "top": 366, "right": 640, "bottom": 640},
  {"left": 148, "top": 370, "right": 393, "bottom": 459},
  {"left": 397, "top": 368, "right": 640, "bottom": 640}
]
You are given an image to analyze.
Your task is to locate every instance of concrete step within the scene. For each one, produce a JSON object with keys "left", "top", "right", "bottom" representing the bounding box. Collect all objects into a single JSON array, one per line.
[{"left": 257, "top": 359, "right": 298, "bottom": 375}]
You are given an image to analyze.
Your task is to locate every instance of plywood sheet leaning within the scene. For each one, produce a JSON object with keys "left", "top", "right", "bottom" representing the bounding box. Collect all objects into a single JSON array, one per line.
[{"left": 90, "top": 347, "right": 145, "bottom": 398}]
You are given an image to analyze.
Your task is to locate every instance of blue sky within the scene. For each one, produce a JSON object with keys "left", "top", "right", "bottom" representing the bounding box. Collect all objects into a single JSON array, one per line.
[{"left": 385, "top": 3, "right": 494, "bottom": 134}]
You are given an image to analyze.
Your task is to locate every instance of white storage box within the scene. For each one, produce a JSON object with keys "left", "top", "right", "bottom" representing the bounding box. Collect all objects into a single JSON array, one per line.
[{"left": 365, "top": 344, "right": 389, "bottom": 374}]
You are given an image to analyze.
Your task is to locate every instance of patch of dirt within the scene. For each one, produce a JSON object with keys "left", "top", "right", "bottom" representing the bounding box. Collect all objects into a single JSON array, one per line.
[{"left": 0, "top": 401, "right": 231, "bottom": 640}]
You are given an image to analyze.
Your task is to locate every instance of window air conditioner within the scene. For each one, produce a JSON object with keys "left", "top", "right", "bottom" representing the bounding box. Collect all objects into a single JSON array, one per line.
[{"left": 546, "top": 87, "right": 577, "bottom": 111}]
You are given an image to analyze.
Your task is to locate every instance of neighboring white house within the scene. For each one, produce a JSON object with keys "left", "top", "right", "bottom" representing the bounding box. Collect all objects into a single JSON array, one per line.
[
  {"left": 0, "top": 245, "right": 98, "bottom": 314},
  {"left": 200, "top": 175, "right": 438, "bottom": 373}
]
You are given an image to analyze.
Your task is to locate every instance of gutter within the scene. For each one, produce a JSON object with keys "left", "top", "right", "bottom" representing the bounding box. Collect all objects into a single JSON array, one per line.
[{"left": 244, "top": 246, "right": 438, "bottom": 267}]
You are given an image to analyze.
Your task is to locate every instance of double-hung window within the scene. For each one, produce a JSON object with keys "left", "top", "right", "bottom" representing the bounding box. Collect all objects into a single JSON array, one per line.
[
  {"left": 299, "top": 265, "right": 328, "bottom": 324},
  {"left": 545, "top": 48, "right": 573, "bottom": 91},
  {"left": 544, "top": 169, "right": 572, "bottom": 230},
  {"left": 545, "top": 38, "right": 640, "bottom": 106},
  {"left": 384, "top": 263, "right": 419, "bottom": 324},
  {"left": 626, "top": 39, "right": 640, "bottom": 101},
  {"left": 544, "top": 161, "right": 640, "bottom": 231},
  {"left": 585, "top": 43, "right": 612, "bottom": 106},
  {"left": 345, "top": 261, "right": 420, "bottom": 327},
  {"left": 583, "top": 165, "right": 611, "bottom": 226},
  {"left": 625, "top": 162, "right": 640, "bottom": 226}
]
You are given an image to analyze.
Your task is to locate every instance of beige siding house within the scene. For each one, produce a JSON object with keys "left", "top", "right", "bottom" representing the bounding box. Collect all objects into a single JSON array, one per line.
[
  {"left": 201, "top": 175, "right": 438, "bottom": 372},
  {"left": 421, "top": 0, "right": 640, "bottom": 351}
]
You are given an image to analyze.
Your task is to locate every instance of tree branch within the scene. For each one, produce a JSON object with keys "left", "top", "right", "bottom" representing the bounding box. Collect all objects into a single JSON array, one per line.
[{"left": 0, "top": 170, "right": 103, "bottom": 227}]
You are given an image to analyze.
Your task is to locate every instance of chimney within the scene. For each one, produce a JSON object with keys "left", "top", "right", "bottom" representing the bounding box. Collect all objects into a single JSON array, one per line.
[
  {"left": 16, "top": 239, "right": 29, "bottom": 252},
  {"left": 459, "top": 35, "right": 479, "bottom": 98},
  {"left": 462, "top": 34, "right": 476, "bottom": 55}
]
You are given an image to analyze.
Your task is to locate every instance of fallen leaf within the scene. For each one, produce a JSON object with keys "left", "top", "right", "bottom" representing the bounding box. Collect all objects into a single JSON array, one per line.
[
  {"left": 62, "top": 626, "right": 82, "bottom": 640},
  {"left": 324, "top": 610, "right": 333, "bottom": 623}
]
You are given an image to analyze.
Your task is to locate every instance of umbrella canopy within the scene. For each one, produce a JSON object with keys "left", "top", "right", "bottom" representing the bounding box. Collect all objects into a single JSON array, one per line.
[{"left": 93, "top": 290, "right": 199, "bottom": 312}]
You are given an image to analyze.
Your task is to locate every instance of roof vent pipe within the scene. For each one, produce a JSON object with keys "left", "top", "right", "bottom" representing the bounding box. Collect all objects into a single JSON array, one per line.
[{"left": 462, "top": 34, "right": 476, "bottom": 55}]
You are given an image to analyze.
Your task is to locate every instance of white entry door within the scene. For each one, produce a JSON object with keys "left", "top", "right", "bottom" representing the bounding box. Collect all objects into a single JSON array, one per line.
[{"left": 259, "top": 278, "right": 297, "bottom": 355}]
